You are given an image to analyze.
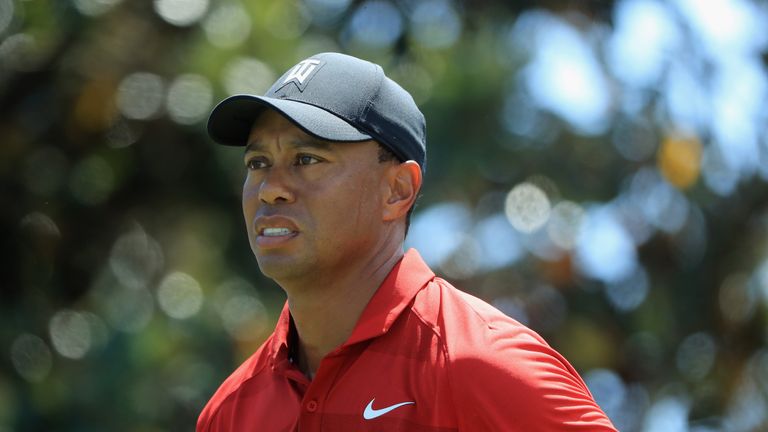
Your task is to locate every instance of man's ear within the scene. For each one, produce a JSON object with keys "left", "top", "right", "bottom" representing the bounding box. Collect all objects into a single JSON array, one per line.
[{"left": 382, "top": 161, "right": 422, "bottom": 222}]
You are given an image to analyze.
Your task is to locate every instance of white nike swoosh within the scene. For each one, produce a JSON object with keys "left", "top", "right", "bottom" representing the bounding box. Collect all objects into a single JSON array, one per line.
[{"left": 363, "top": 398, "right": 415, "bottom": 420}]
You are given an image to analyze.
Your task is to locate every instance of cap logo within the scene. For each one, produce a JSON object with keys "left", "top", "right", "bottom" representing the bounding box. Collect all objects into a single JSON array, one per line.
[{"left": 281, "top": 58, "right": 322, "bottom": 91}]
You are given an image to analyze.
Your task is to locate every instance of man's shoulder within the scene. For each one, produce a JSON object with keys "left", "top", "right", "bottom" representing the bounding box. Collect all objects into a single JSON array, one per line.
[
  {"left": 216, "top": 341, "right": 271, "bottom": 392},
  {"left": 197, "top": 336, "right": 274, "bottom": 430},
  {"left": 410, "top": 277, "right": 564, "bottom": 370},
  {"left": 413, "top": 277, "right": 541, "bottom": 340},
  {"left": 391, "top": 268, "right": 616, "bottom": 430}
]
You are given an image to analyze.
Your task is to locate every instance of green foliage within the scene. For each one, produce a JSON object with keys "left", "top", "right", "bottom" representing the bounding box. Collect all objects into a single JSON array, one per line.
[{"left": 2, "top": 0, "right": 768, "bottom": 430}]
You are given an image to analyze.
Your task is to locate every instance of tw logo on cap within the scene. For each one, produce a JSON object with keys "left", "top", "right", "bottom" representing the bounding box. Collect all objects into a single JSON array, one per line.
[{"left": 280, "top": 58, "right": 323, "bottom": 91}]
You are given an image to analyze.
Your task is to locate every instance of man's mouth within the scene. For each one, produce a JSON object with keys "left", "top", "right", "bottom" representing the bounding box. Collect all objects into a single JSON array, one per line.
[
  {"left": 253, "top": 216, "right": 300, "bottom": 248},
  {"left": 261, "top": 227, "right": 294, "bottom": 237}
]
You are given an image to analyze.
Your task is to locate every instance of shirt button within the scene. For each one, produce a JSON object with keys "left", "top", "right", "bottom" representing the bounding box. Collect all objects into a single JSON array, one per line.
[{"left": 306, "top": 400, "right": 318, "bottom": 412}]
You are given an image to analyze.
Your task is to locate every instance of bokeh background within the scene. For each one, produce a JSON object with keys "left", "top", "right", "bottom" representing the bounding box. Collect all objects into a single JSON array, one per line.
[{"left": 2, "top": 0, "right": 768, "bottom": 430}]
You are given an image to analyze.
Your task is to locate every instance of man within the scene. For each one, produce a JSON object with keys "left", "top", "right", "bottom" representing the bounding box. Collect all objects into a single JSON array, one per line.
[{"left": 198, "top": 52, "right": 616, "bottom": 431}]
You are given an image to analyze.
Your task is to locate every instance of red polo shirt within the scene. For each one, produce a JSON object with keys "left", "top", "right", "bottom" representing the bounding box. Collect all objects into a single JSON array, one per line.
[{"left": 197, "top": 249, "right": 616, "bottom": 431}]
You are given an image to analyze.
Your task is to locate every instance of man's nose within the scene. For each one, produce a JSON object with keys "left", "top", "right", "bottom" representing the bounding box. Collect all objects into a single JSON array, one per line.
[{"left": 258, "top": 166, "right": 296, "bottom": 204}]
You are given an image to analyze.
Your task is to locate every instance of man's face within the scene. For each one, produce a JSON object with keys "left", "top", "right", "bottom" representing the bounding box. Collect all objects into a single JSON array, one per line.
[{"left": 242, "top": 110, "right": 390, "bottom": 285}]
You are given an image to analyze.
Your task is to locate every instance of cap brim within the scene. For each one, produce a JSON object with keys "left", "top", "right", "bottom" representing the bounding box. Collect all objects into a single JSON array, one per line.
[{"left": 207, "top": 94, "right": 372, "bottom": 146}]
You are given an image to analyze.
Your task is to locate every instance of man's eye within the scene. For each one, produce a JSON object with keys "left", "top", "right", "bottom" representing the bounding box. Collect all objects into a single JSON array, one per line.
[
  {"left": 246, "top": 158, "right": 268, "bottom": 170},
  {"left": 296, "top": 155, "right": 320, "bottom": 165}
]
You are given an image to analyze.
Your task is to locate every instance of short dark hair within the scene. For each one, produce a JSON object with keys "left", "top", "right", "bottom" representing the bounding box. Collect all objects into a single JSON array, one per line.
[{"left": 377, "top": 144, "right": 416, "bottom": 236}]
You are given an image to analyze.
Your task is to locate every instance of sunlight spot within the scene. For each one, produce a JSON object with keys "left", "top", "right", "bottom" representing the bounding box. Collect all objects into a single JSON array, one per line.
[
  {"left": 223, "top": 57, "right": 275, "bottom": 96},
  {"left": 505, "top": 182, "right": 550, "bottom": 233},
  {"left": 606, "top": 0, "right": 679, "bottom": 87},
  {"left": 166, "top": 74, "right": 213, "bottom": 125},
  {"left": 518, "top": 11, "right": 611, "bottom": 134},
  {"left": 575, "top": 205, "right": 637, "bottom": 283},
  {"left": 10, "top": 334, "right": 52, "bottom": 382},
  {"left": 547, "top": 201, "right": 584, "bottom": 249},
  {"left": 157, "top": 272, "right": 204, "bottom": 319},
  {"left": 154, "top": 0, "right": 209, "bottom": 27},
  {"left": 72, "top": 0, "right": 123, "bottom": 16},
  {"left": 49, "top": 310, "right": 92, "bottom": 360},
  {"left": 406, "top": 202, "right": 471, "bottom": 267},
  {"left": 203, "top": 2, "right": 251, "bottom": 48},
  {"left": 117, "top": 72, "right": 165, "bottom": 120},
  {"left": 346, "top": 0, "right": 403, "bottom": 48}
]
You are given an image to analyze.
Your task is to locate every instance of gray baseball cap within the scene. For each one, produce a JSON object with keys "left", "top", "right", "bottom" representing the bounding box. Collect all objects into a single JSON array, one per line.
[{"left": 207, "top": 52, "right": 427, "bottom": 172}]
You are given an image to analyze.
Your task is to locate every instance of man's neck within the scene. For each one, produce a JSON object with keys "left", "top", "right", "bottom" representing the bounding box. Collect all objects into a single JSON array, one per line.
[{"left": 283, "top": 246, "right": 405, "bottom": 377}]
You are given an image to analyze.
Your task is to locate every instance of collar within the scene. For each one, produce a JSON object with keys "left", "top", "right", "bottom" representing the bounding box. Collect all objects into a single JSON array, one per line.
[
  {"left": 267, "top": 302, "right": 293, "bottom": 369},
  {"left": 343, "top": 248, "right": 435, "bottom": 346},
  {"left": 268, "top": 249, "right": 435, "bottom": 365}
]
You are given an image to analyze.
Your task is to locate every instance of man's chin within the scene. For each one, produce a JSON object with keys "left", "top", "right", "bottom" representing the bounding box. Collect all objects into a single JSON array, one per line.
[{"left": 255, "top": 254, "right": 311, "bottom": 281}]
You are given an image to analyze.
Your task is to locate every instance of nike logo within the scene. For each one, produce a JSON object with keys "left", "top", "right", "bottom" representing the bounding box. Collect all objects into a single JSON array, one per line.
[{"left": 363, "top": 398, "right": 415, "bottom": 420}]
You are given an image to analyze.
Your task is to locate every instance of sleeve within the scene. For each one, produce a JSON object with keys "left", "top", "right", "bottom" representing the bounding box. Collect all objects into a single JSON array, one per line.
[{"left": 448, "top": 324, "right": 617, "bottom": 432}]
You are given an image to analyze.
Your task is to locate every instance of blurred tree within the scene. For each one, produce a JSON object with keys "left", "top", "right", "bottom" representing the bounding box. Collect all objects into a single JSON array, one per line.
[{"left": 2, "top": 0, "right": 768, "bottom": 430}]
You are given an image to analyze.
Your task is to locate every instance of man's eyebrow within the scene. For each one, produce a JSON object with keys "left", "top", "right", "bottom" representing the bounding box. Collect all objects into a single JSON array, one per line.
[
  {"left": 244, "top": 137, "right": 333, "bottom": 153},
  {"left": 292, "top": 136, "right": 333, "bottom": 150},
  {"left": 244, "top": 141, "right": 262, "bottom": 154}
]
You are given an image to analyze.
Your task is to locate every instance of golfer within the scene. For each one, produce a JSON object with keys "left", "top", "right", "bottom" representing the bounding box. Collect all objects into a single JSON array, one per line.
[{"left": 197, "top": 52, "right": 616, "bottom": 431}]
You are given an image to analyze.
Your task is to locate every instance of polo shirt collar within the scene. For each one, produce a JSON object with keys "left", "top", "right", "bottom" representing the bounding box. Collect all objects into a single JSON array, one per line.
[
  {"left": 344, "top": 248, "right": 434, "bottom": 346},
  {"left": 268, "top": 248, "right": 435, "bottom": 362},
  {"left": 268, "top": 303, "right": 292, "bottom": 366}
]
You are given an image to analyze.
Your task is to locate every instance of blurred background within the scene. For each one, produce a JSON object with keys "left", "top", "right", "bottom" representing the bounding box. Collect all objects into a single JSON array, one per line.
[{"left": 2, "top": 0, "right": 768, "bottom": 430}]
